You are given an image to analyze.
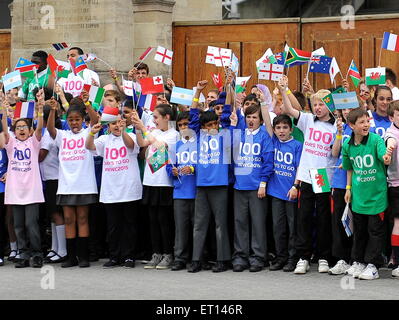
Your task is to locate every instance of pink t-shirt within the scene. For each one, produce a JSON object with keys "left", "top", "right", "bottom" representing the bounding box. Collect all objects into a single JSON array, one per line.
[
  {"left": 386, "top": 123, "right": 399, "bottom": 187},
  {"left": 5, "top": 135, "right": 44, "bottom": 205}
]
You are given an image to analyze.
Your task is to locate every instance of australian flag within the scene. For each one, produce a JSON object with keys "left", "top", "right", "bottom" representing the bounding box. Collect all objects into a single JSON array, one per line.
[{"left": 309, "top": 55, "right": 332, "bottom": 74}]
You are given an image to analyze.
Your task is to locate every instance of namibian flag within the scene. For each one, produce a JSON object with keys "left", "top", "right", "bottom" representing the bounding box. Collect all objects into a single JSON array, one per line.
[
  {"left": 148, "top": 146, "right": 169, "bottom": 174},
  {"left": 14, "top": 57, "right": 38, "bottom": 78},
  {"left": 52, "top": 42, "right": 69, "bottom": 51},
  {"left": 14, "top": 101, "right": 35, "bottom": 119},
  {"left": 348, "top": 60, "right": 361, "bottom": 87},
  {"left": 70, "top": 56, "right": 87, "bottom": 76},
  {"left": 285, "top": 47, "right": 311, "bottom": 67}
]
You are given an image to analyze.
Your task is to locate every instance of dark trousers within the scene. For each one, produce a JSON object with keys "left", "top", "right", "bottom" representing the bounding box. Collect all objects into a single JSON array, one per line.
[
  {"left": 271, "top": 197, "right": 297, "bottom": 262},
  {"left": 89, "top": 202, "right": 107, "bottom": 258},
  {"left": 296, "top": 182, "right": 332, "bottom": 261},
  {"left": 192, "top": 186, "right": 231, "bottom": 261},
  {"left": 351, "top": 210, "right": 385, "bottom": 266},
  {"left": 332, "top": 189, "right": 353, "bottom": 262},
  {"left": 149, "top": 204, "right": 174, "bottom": 254},
  {"left": 13, "top": 204, "right": 42, "bottom": 260},
  {"left": 173, "top": 199, "right": 195, "bottom": 263},
  {"left": 232, "top": 189, "right": 267, "bottom": 267},
  {"left": 104, "top": 201, "right": 139, "bottom": 262}
]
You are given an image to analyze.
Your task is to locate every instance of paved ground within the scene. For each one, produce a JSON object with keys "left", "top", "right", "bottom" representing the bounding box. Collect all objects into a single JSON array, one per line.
[{"left": 1, "top": 259, "right": 398, "bottom": 300}]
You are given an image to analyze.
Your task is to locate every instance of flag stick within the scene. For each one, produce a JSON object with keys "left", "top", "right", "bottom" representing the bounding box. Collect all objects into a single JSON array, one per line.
[
  {"left": 378, "top": 47, "right": 383, "bottom": 67},
  {"left": 96, "top": 57, "right": 113, "bottom": 69},
  {"left": 306, "top": 61, "right": 311, "bottom": 80},
  {"left": 345, "top": 61, "right": 351, "bottom": 80},
  {"left": 34, "top": 67, "right": 41, "bottom": 90},
  {"left": 339, "top": 71, "right": 345, "bottom": 80},
  {"left": 52, "top": 65, "right": 59, "bottom": 99}
]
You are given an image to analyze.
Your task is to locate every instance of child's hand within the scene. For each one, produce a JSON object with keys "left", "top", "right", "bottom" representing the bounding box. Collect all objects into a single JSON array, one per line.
[
  {"left": 180, "top": 166, "right": 191, "bottom": 175},
  {"left": 36, "top": 89, "right": 45, "bottom": 111},
  {"left": 128, "top": 67, "right": 137, "bottom": 81},
  {"left": 287, "top": 187, "right": 298, "bottom": 201},
  {"left": 230, "top": 111, "right": 238, "bottom": 126},
  {"left": 302, "top": 78, "right": 314, "bottom": 95},
  {"left": 383, "top": 154, "right": 392, "bottom": 165},
  {"left": 257, "top": 186, "right": 266, "bottom": 199},
  {"left": 131, "top": 110, "right": 145, "bottom": 131},
  {"left": 277, "top": 76, "right": 288, "bottom": 91},
  {"left": 109, "top": 68, "right": 118, "bottom": 80},
  {"left": 196, "top": 80, "right": 208, "bottom": 91},
  {"left": 90, "top": 123, "right": 102, "bottom": 135},
  {"left": 81, "top": 90, "right": 90, "bottom": 104},
  {"left": 54, "top": 84, "right": 65, "bottom": 97},
  {"left": 166, "top": 78, "right": 175, "bottom": 90},
  {"left": 0, "top": 173, "right": 7, "bottom": 183},
  {"left": 336, "top": 117, "right": 343, "bottom": 134},
  {"left": 119, "top": 118, "right": 127, "bottom": 130},
  {"left": 172, "top": 167, "right": 179, "bottom": 177},
  {"left": 47, "top": 97, "right": 58, "bottom": 111},
  {"left": 344, "top": 189, "right": 351, "bottom": 203},
  {"left": 342, "top": 78, "right": 349, "bottom": 92}
]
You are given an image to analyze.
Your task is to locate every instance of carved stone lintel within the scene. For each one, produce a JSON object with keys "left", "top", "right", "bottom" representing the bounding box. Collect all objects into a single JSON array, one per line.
[{"left": 132, "top": 0, "right": 175, "bottom": 13}]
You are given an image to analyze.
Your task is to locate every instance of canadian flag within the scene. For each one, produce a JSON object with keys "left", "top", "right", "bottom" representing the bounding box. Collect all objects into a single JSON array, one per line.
[
  {"left": 140, "top": 76, "right": 164, "bottom": 95},
  {"left": 154, "top": 46, "right": 173, "bottom": 65}
]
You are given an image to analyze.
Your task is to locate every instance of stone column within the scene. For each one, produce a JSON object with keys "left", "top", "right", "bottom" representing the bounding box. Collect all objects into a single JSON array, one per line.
[
  {"left": 132, "top": 0, "right": 175, "bottom": 78},
  {"left": 10, "top": 0, "right": 134, "bottom": 85}
]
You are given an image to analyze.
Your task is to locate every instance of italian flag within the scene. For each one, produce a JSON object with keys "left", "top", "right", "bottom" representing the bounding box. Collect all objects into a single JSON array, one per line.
[
  {"left": 309, "top": 168, "right": 331, "bottom": 193},
  {"left": 83, "top": 84, "right": 105, "bottom": 105},
  {"left": 235, "top": 76, "right": 251, "bottom": 93},
  {"left": 365, "top": 67, "right": 386, "bottom": 86}
]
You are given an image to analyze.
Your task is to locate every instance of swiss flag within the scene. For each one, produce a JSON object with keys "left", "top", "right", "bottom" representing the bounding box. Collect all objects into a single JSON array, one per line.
[{"left": 140, "top": 76, "right": 164, "bottom": 95}]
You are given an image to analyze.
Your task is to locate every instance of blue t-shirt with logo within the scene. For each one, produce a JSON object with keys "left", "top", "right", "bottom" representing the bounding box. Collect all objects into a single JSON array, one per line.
[
  {"left": 267, "top": 135, "right": 303, "bottom": 202},
  {"left": 0, "top": 149, "right": 8, "bottom": 193},
  {"left": 372, "top": 112, "right": 391, "bottom": 138}
]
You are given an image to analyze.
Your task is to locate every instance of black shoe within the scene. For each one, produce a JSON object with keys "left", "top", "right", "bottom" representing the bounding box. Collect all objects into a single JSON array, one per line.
[
  {"left": 188, "top": 261, "right": 202, "bottom": 273},
  {"left": 79, "top": 259, "right": 90, "bottom": 268},
  {"left": 7, "top": 250, "right": 17, "bottom": 262},
  {"left": 31, "top": 256, "right": 43, "bottom": 268},
  {"left": 270, "top": 259, "right": 286, "bottom": 271},
  {"left": 171, "top": 261, "right": 186, "bottom": 271},
  {"left": 233, "top": 264, "right": 247, "bottom": 272},
  {"left": 212, "top": 261, "right": 229, "bottom": 273},
  {"left": 61, "top": 257, "right": 79, "bottom": 268},
  {"left": 0, "top": 258, "right": 4, "bottom": 266},
  {"left": 124, "top": 259, "right": 135, "bottom": 268},
  {"left": 15, "top": 259, "right": 29, "bottom": 268},
  {"left": 249, "top": 265, "right": 263, "bottom": 272},
  {"left": 202, "top": 261, "right": 212, "bottom": 270},
  {"left": 283, "top": 260, "right": 297, "bottom": 272},
  {"left": 43, "top": 250, "right": 57, "bottom": 263},
  {"left": 103, "top": 260, "right": 120, "bottom": 268}
]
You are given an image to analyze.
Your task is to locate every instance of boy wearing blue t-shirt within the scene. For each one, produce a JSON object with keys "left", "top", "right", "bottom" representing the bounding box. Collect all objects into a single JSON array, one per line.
[
  {"left": 166, "top": 111, "right": 197, "bottom": 271},
  {"left": 188, "top": 80, "right": 232, "bottom": 273},
  {"left": 262, "top": 108, "right": 303, "bottom": 272}
]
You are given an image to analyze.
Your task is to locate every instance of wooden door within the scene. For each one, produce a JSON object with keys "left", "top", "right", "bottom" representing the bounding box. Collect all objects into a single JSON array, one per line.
[{"left": 0, "top": 31, "right": 10, "bottom": 74}]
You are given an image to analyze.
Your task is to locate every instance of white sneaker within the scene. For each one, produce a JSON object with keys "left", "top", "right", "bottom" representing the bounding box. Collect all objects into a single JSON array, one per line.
[
  {"left": 318, "top": 259, "right": 329, "bottom": 273},
  {"left": 328, "top": 260, "right": 350, "bottom": 275},
  {"left": 392, "top": 266, "right": 399, "bottom": 278},
  {"left": 346, "top": 261, "right": 366, "bottom": 278},
  {"left": 294, "top": 259, "right": 310, "bottom": 274},
  {"left": 358, "top": 263, "right": 379, "bottom": 280}
]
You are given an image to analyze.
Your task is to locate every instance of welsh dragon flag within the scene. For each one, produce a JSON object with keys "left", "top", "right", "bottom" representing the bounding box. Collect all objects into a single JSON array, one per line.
[{"left": 309, "top": 168, "right": 331, "bottom": 193}]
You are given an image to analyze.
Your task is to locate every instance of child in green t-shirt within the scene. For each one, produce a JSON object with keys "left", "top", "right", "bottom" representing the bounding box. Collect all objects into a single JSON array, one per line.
[{"left": 342, "top": 108, "right": 393, "bottom": 280}]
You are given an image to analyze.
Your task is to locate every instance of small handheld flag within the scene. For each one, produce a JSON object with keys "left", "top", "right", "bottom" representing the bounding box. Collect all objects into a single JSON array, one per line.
[
  {"left": 83, "top": 84, "right": 105, "bottom": 105},
  {"left": 140, "top": 76, "right": 164, "bottom": 95},
  {"left": 235, "top": 76, "right": 251, "bottom": 93},
  {"left": 83, "top": 53, "right": 97, "bottom": 63},
  {"left": 170, "top": 87, "right": 193, "bottom": 105},
  {"left": 101, "top": 106, "right": 119, "bottom": 124},
  {"left": 123, "top": 79, "right": 133, "bottom": 97},
  {"left": 148, "top": 146, "right": 169, "bottom": 173},
  {"left": 52, "top": 42, "right": 69, "bottom": 51},
  {"left": 341, "top": 204, "right": 353, "bottom": 237},
  {"left": 309, "top": 56, "right": 332, "bottom": 74},
  {"left": 220, "top": 48, "right": 232, "bottom": 67},
  {"left": 70, "top": 56, "right": 87, "bottom": 76},
  {"left": 14, "top": 101, "right": 35, "bottom": 119},
  {"left": 365, "top": 67, "right": 386, "bottom": 85},
  {"left": 139, "top": 47, "right": 154, "bottom": 61},
  {"left": 256, "top": 48, "right": 274, "bottom": 69},
  {"left": 14, "top": 58, "right": 39, "bottom": 79},
  {"left": 2, "top": 70, "right": 22, "bottom": 92},
  {"left": 258, "top": 63, "right": 284, "bottom": 81},
  {"left": 331, "top": 91, "right": 359, "bottom": 109},
  {"left": 347, "top": 60, "right": 361, "bottom": 87},
  {"left": 205, "top": 46, "right": 218, "bottom": 65},
  {"left": 309, "top": 168, "right": 331, "bottom": 193},
  {"left": 211, "top": 73, "right": 223, "bottom": 91},
  {"left": 322, "top": 93, "right": 336, "bottom": 114},
  {"left": 329, "top": 57, "right": 340, "bottom": 84},
  {"left": 154, "top": 46, "right": 173, "bottom": 66},
  {"left": 381, "top": 32, "right": 399, "bottom": 52},
  {"left": 138, "top": 94, "right": 157, "bottom": 111},
  {"left": 285, "top": 47, "right": 311, "bottom": 67}
]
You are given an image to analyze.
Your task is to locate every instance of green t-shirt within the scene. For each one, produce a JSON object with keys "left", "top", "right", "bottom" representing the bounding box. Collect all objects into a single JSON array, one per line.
[
  {"left": 342, "top": 132, "right": 388, "bottom": 215},
  {"left": 20, "top": 70, "right": 49, "bottom": 101}
]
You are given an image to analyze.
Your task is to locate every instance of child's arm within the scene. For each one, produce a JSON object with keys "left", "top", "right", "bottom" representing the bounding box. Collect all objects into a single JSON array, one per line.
[
  {"left": 81, "top": 90, "right": 99, "bottom": 126},
  {"left": 35, "top": 89, "right": 44, "bottom": 142},
  {"left": 258, "top": 139, "right": 275, "bottom": 199},
  {"left": 120, "top": 119, "right": 135, "bottom": 149},
  {"left": 85, "top": 122, "right": 102, "bottom": 151},
  {"left": 131, "top": 109, "right": 151, "bottom": 148},
  {"left": 55, "top": 84, "right": 69, "bottom": 113},
  {"left": 0, "top": 92, "right": 9, "bottom": 145},
  {"left": 278, "top": 76, "right": 300, "bottom": 119},
  {"left": 192, "top": 80, "right": 208, "bottom": 110},
  {"left": 47, "top": 100, "right": 58, "bottom": 140},
  {"left": 344, "top": 170, "right": 352, "bottom": 204},
  {"left": 331, "top": 117, "right": 343, "bottom": 157},
  {"left": 261, "top": 102, "right": 273, "bottom": 137}
]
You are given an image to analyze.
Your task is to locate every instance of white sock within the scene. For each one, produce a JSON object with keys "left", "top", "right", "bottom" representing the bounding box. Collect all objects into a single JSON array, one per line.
[
  {"left": 55, "top": 225, "right": 66, "bottom": 257},
  {"left": 10, "top": 241, "right": 17, "bottom": 252},
  {"left": 51, "top": 222, "right": 58, "bottom": 253}
]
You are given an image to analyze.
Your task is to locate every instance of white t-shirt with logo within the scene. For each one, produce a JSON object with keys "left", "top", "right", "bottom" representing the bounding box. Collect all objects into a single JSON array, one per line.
[
  {"left": 296, "top": 112, "right": 337, "bottom": 184},
  {"left": 57, "top": 69, "right": 100, "bottom": 97},
  {"left": 55, "top": 127, "right": 98, "bottom": 195},
  {"left": 40, "top": 130, "right": 59, "bottom": 181},
  {"left": 93, "top": 133, "right": 142, "bottom": 203},
  {"left": 143, "top": 128, "right": 179, "bottom": 187}
]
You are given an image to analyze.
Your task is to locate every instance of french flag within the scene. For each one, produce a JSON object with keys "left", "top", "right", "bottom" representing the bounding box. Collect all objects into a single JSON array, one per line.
[
  {"left": 14, "top": 101, "right": 35, "bottom": 119},
  {"left": 138, "top": 94, "right": 157, "bottom": 111},
  {"left": 382, "top": 32, "right": 399, "bottom": 52}
]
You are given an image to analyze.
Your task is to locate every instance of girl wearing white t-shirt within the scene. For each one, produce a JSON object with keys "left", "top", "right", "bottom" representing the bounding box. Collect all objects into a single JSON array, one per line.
[
  {"left": 132, "top": 104, "right": 179, "bottom": 270},
  {"left": 47, "top": 99, "right": 99, "bottom": 268},
  {"left": 86, "top": 117, "right": 142, "bottom": 268}
]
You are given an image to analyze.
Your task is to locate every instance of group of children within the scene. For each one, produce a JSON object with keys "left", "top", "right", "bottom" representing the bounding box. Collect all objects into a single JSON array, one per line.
[{"left": 1, "top": 46, "right": 399, "bottom": 282}]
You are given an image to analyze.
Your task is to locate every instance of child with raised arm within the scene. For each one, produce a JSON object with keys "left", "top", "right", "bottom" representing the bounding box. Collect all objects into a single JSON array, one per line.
[
  {"left": 343, "top": 108, "right": 392, "bottom": 280},
  {"left": 47, "top": 94, "right": 99, "bottom": 268},
  {"left": 86, "top": 117, "right": 142, "bottom": 268},
  {"left": 1, "top": 89, "right": 45, "bottom": 268},
  {"left": 279, "top": 77, "right": 337, "bottom": 274}
]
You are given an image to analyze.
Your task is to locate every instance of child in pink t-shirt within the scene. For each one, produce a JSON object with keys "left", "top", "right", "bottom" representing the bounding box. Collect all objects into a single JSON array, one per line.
[{"left": 0, "top": 89, "right": 45, "bottom": 268}]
